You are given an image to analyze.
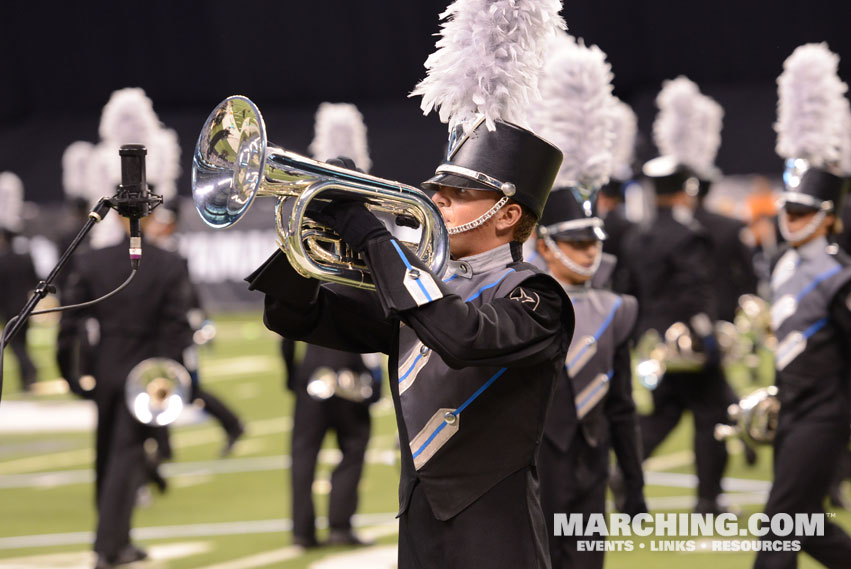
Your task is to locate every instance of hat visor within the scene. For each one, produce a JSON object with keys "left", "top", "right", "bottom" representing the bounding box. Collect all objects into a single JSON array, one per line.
[
  {"left": 420, "top": 173, "right": 502, "bottom": 195},
  {"left": 548, "top": 225, "right": 608, "bottom": 242},
  {"left": 778, "top": 196, "right": 821, "bottom": 215}
]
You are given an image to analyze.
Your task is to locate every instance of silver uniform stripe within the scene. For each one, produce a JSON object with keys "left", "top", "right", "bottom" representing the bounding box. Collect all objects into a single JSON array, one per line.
[
  {"left": 565, "top": 335, "right": 597, "bottom": 377},
  {"left": 575, "top": 373, "right": 611, "bottom": 420},
  {"left": 771, "top": 249, "right": 799, "bottom": 291},
  {"left": 771, "top": 294, "right": 798, "bottom": 330},
  {"left": 775, "top": 331, "right": 807, "bottom": 370},
  {"left": 402, "top": 268, "right": 443, "bottom": 307},
  {"left": 398, "top": 343, "right": 431, "bottom": 395},
  {"left": 410, "top": 408, "right": 460, "bottom": 470}
]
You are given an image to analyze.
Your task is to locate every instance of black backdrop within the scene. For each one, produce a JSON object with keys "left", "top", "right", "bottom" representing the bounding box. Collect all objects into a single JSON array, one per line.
[{"left": 2, "top": 0, "right": 851, "bottom": 204}]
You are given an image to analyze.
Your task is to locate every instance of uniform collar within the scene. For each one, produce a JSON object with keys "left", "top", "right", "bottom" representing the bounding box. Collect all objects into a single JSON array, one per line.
[
  {"left": 794, "top": 236, "right": 828, "bottom": 260},
  {"left": 444, "top": 242, "right": 516, "bottom": 280}
]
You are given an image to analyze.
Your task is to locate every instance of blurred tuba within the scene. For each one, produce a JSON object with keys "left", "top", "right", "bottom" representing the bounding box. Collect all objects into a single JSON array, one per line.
[
  {"left": 306, "top": 366, "right": 375, "bottom": 403},
  {"left": 714, "top": 386, "right": 780, "bottom": 446},
  {"left": 192, "top": 95, "right": 450, "bottom": 289},
  {"left": 125, "top": 358, "right": 191, "bottom": 426}
]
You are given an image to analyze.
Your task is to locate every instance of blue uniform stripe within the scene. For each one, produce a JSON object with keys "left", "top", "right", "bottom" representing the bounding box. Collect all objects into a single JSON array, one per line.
[
  {"left": 796, "top": 265, "right": 842, "bottom": 302},
  {"left": 399, "top": 354, "right": 423, "bottom": 383},
  {"left": 465, "top": 269, "right": 516, "bottom": 302},
  {"left": 411, "top": 367, "right": 509, "bottom": 460},
  {"left": 803, "top": 317, "right": 828, "bottom": 339},
  {"left": 576, "top": 369, "right": 614, "bottom": 413},
  {"left": 568, "top": 297, "right": 622, "bottom": 370},
  {"left": 390, "top": 239, "right": 433, "bottom": 302}
]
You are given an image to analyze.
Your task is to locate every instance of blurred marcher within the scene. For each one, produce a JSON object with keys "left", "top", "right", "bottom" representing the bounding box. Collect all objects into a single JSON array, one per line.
[
  {"left": 754, "top": 43, "right": 851, "bottom": 569},
  {"left": 283, "top": 340, "right": 382, "bottom": 548},
  {"left": 0, "top": 172, "right": 39, "bottom": 392}
]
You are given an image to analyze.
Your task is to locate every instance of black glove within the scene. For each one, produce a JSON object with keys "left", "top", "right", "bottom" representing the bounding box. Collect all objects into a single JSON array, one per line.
[{"left": 309, "top": 200, "right": 390, "bottom": 253}]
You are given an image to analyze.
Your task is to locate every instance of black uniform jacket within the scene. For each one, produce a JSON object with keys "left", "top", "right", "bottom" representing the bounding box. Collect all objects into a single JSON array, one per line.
[
  {"left": 616, "top": 206, "right": 717, "bottom": 339},
  {"left": 57, "top": 240, "right": 194, "bottom": 399},
  {"left": 770, "top": 237, "right": 851, "bottom": 425},
  {"left": 248, "top": 236, "right": 574, "bottom": 521},
  {"left": 694, "top": 205, "right": 757, "bottom": 322},
  {"left": 0, "top": 247, "right": 37, "bottom": 320}
]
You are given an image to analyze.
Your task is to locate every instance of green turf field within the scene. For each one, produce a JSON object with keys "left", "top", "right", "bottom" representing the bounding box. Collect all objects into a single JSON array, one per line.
[{"left": 0, "top": 311, "right": 848, "bottom": 568}]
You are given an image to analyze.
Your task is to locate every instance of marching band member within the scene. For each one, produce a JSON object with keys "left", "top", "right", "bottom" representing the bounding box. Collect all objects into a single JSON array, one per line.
[
  {"left": 286, "top": 102, "right": 381, "bottom": 549},
  {"left": 531, "top": 35, "right": 645, "bottom": 568},
  {"left": 754, "top": 42, "right": 851, "bottom": 569},
  {"left": 246, "top": 1, "right": 572, "bottom": 566},
  {"left": 617, "top": 77, "right": 732, "bottom": 515}
]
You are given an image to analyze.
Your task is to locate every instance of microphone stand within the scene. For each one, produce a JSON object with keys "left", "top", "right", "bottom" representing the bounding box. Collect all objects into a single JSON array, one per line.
[{"left": 1, "top": 198, "right": 113, "bottom": 348}]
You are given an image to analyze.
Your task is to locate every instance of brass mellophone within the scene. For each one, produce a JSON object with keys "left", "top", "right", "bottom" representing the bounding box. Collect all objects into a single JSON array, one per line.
[{"left": 191, "top": 95, "right": 450, "bottom": 289}]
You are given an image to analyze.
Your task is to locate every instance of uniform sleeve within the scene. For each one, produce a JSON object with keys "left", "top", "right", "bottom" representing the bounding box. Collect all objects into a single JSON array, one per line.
[
  {"left": 359, "top": 235, "right": 571, "bottom": 368},
  {"left": 606, "top": 338, "right": 645, "bottom": 509},
  {"left": 55, "top": 263, "right": 92, "bottom": 396},
  {"left": 155, "top": 260, "right": 196, "bottom": 362},
  {"left": 830, "top": 280, "right": 851, "bottom": 344},
  {"left": 246, "top": 249, "right": 395, "bottom": 354}
]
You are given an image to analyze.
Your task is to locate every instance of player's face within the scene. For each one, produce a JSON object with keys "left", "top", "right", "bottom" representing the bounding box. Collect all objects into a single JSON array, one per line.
[
  {"left": 431, "top": 185, "right": 501, "bottom": 257},
  {"left": 538, "top": 237, "right": 601, "bottom": 285}
]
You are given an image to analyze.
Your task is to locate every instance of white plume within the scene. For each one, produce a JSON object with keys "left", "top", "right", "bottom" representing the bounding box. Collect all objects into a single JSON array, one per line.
[
  {"left": 839, "top": 98, "right": 851, "bottom": 176},
  {"left": 608, "top": 98, "right": 638, "bottom": 181},
  {"left": 775, "top": 43, "right": 847, "bottom": 166},
  {"left": 533, "top": 34, "right": 615, "bottom": 190},
  {"left": 84, "top": 142, "right": 122, "bottom": 206},
  {"left": 0, "top": 172, "right": 24, "bottom": 232},
  {"left": 146, "top": 127, "right": 182, "bottom": 201},
  {"left": 690, "top": 94, "right": 724, "bottom": 176},
  {"left": 308, "top": 103, "right": 372, "bottom": 173},
  {"left": 410, "top": 0, "right": 566, "bottom": 133},
  {"left": 653, "top": 76, "right": 703, "bottom": 166},
  {"left": 62, "top": 141, "right": 95, "bottom": 200},
  {"left": 98, "top": 87, "right": 161, "bottom": 146}
]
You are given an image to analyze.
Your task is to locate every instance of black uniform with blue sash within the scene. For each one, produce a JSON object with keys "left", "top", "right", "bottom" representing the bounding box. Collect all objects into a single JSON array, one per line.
[
  {"left": 248, "top": 238, "right": 574, "bottom": 569},
  {"left": 539, "top": 286, "right": 644, "bottom": 569},
  {"left": 755, "top": 237, "right": 851, "bottom": 569}
]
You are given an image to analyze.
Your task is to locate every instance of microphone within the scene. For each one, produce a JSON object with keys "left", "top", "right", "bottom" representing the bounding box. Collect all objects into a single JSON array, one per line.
[{"left": 115, "top": 144, "right": 161, "bottom": 269}]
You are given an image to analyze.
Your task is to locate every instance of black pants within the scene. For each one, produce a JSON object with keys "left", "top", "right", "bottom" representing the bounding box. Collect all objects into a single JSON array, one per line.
[
  {"left": 754, "top": 420, "right": 851, "bottom": 569},
  {"left": 194, "top": 387, "right": 242, "bottom": 435},
  {"left": 398, "top": 467, "right": 551, "bottom": 569},
  {"left": 640, "top": 368, "right": 730, "bottom": 503},
  {"left": 7, "top": 319, "right": 36, "bottom": 389},
  {"left": 290, "top": 391, "right": 371, "bottom": 540},
  {"left": 93, "top": 389, "right": 160, "bottom": 557},
  {"left": 539, "top": 437, "right": 608, "bottom": 569}
]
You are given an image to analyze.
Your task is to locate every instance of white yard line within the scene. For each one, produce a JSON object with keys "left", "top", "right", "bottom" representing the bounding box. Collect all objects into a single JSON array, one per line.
[{"left": 0, "top": 514, "right": 397, "bottom": 551}]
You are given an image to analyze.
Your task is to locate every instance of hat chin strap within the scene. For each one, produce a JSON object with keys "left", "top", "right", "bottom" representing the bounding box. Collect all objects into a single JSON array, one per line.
[
  {"left": 543, "top": 234, "right": 602, "bottom": 278},
  {"left": 778, "top": 208, "right": 827, "bottom": 244},
  {"left": 447, "top": 197, "right": 509, "bottom": 235}
]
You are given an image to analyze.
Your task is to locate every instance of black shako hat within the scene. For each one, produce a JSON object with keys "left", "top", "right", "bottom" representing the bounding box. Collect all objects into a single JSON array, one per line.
[
  {"left": 780, "top": 162, "right": 849, "bottom": 214},
  {"left": 537, "top": 188, "right": 607, "bottom": 242},
  {"left": 421, "top": 118, "right": 563, "bottom": 219},
  {"left": 641, "top": 155, "right": 700, "bottom": 196}
]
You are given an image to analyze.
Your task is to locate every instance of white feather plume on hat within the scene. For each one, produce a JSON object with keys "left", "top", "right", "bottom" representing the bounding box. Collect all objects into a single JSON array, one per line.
[
  {"left": 608, "top": 98, "right": 638, "bottom": 182},
  {"left": 775, "top": 43, "right": 848, "bottom": 167},
  {"left": 410, "top": 0, "right": 566, "bottom": 133},
  {"left": 653, "top": 76, "right": 704, "bottom": 167},
  {"left": 308, "top": 103, "right": 372, "bottom": 173},
  {"left": 533, "top": 34, "right": 616, "bottom": 191},
  {"left": 62, "top": 141, "right": 95, "bottom": 201},
  {"left": 98, "top": 87, "right": 162, "bottom": 146},
  {"left": 838, "top": 98, "right": 851, "bottom": 177},
  {"left": 690, "top": 95, "right": 724, "bottom": 177},
  {"left": 0, "top": 171, "right": 24, "bottom": 233},
  {"left": 146, "top": 127, "right": 182, "bottom": 201}
]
